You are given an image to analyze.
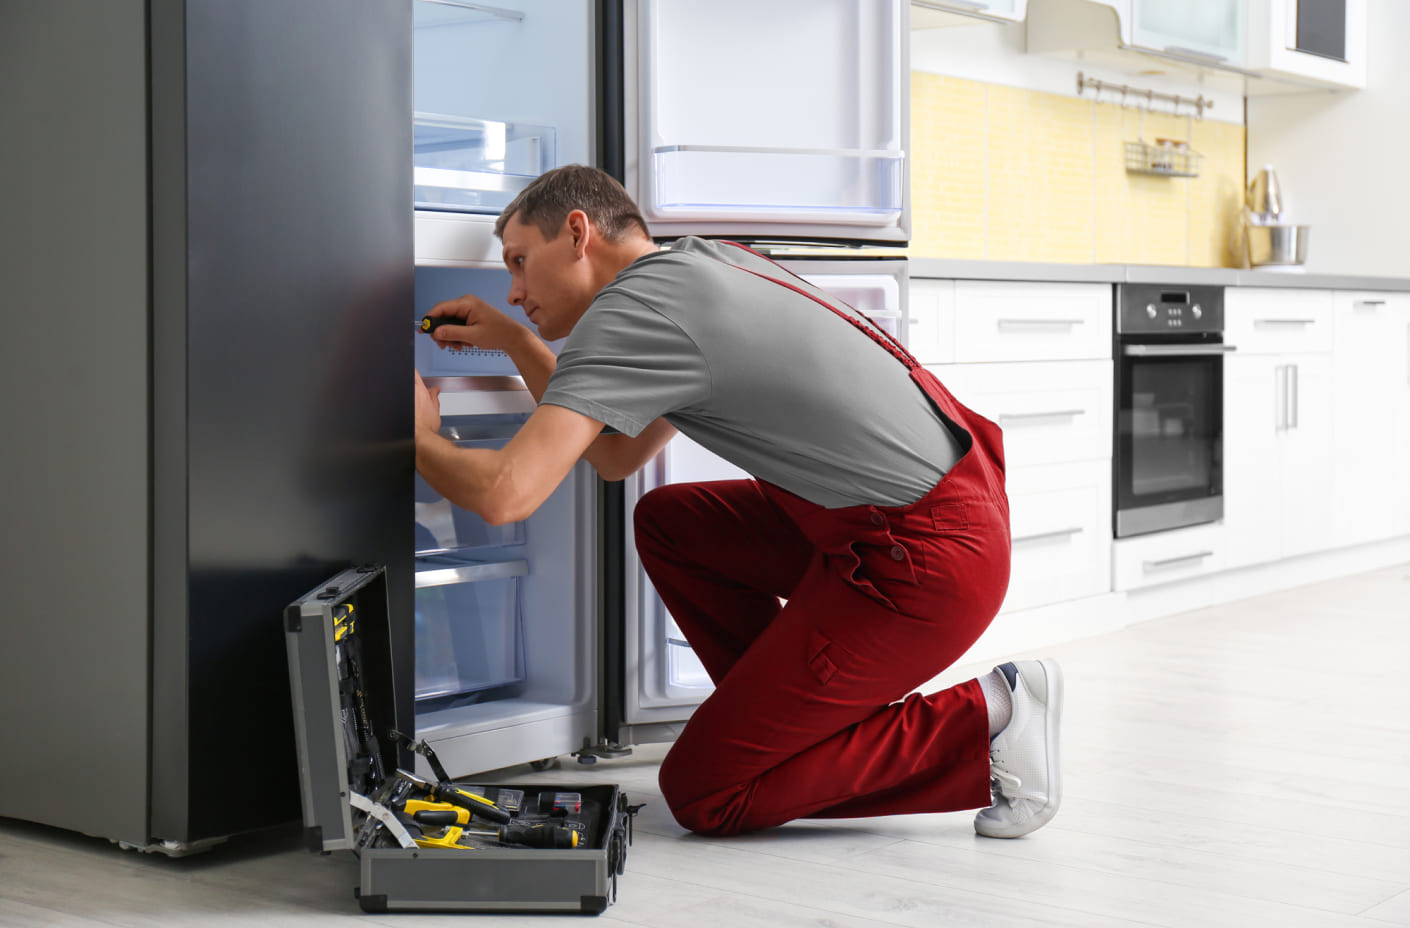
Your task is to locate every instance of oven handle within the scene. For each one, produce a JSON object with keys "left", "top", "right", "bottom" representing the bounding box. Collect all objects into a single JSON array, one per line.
[{"left": 1122, "top": 344, "right": 1238, "bottom": 357}]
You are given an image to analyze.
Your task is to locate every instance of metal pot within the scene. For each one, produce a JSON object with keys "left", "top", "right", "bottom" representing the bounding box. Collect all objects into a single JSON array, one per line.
[{"left": 1245, "top": 223, "right": 1310, "bottom": 267}]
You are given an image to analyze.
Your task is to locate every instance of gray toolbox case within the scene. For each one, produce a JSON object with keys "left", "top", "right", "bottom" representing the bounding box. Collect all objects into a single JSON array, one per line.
[{"left": 284, "top": 564, "right": 633, "bottom": 914}]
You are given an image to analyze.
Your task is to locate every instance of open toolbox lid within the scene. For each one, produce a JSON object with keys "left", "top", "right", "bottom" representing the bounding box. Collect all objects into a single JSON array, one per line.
[{"left": 284, "top": 564, "right": 400, "bottom": 852}]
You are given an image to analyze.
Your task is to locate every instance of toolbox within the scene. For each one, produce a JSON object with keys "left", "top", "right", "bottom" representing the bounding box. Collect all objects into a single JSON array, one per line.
[{"left": 284, "top": 564, "right": 634, "bottom": 914}]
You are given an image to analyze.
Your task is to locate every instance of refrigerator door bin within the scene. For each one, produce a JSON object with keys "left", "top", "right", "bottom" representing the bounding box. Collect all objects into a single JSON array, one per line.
[
  {"left": 285, "top": 565, "right": 631, "bottom": 915},
  {"left": 413, "top": 112, "right": 556, "bottom": 214},
  {"left": 414, "top": 557, "right": 528, "bottom": 702}
]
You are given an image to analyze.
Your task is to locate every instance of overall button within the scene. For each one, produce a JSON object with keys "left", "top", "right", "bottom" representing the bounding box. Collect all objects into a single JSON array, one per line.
[
  {"left": 870, "top": 512, "right": 885, "bottom": 527},
  {"left": 889, "top": 545, "right": 906, "bottom": 561}
]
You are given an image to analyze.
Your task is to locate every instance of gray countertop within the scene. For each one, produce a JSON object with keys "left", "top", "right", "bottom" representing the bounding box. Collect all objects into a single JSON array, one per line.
[{"left": 907, "top": 258, "right": 1410, "bottom": 292}]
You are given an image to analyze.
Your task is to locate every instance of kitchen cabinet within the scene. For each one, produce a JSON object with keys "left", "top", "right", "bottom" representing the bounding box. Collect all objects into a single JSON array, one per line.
[
  {"left": 1330, "top": 292, "right": 1404, "bottom": 546},
  {"left": 1246, "top": 0, "right": 1366, "bottom": 91},
  {"left": 1222, "top": 288, "right": 1335, "bottom": 569},
  {"left": 952, "top": 280, "right": 1112, "bottom": 362},
  {"left": 1112, "top": 520, "right": 1233, "bottom": 591},
  {"left": 907, "top": 278, "right": 956, "bottom": 365},
  {"left": 1027, "top": 0, "right": 1250, "bottom": 79}
]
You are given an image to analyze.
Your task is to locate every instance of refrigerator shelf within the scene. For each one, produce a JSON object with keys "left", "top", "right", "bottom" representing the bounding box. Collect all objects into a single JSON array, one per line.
[{"left": 413, "top": 112, "right": 555, "bottom": 215}]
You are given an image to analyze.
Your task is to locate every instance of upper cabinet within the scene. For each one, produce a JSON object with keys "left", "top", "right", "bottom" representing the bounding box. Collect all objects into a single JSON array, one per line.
[
  {"left": 1027, "top": 0, "right": 1366, "bottom": 91},
  {"left": 912, "top": 0, "right": 1028, "bottom": 25},
  {"left": 1027, "top": 0, "right": 1252, "bottom": 80},
  {"left": 1245, "top": 0, "right": 1366, "bottom": 91}
]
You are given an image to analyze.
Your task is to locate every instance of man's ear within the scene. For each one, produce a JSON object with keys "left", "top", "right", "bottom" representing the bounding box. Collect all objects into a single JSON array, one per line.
[{"left": 565, "top": 210, "right": 591, "bottom": 258}]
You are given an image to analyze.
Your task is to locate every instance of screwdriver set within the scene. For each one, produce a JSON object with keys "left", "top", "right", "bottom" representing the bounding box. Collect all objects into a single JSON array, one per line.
[{"left": 285, "top": 565, "right": 636, "bottom": 914}]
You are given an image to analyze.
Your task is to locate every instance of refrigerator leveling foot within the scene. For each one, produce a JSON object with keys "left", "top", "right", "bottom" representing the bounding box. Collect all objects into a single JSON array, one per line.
[{"left": 574, "top": 738, "right": 634, "bottom": 763}]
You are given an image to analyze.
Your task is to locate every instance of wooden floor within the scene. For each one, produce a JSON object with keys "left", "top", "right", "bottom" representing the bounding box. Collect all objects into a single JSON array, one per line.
[{"left": 3, "top": 564, "right": 1408, "bottom": 927}]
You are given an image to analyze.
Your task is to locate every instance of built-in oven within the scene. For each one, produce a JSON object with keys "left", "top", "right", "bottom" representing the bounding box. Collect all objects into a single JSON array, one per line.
[{"left": 1113, "top": 284, "right": 1235, "bottom": 538}]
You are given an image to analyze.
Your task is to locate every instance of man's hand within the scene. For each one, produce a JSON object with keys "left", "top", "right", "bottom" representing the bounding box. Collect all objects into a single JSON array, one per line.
[
  {"left": 414, "top": 369, "right": 441, "bottom": 437},
  {"left": 426, "top": 294, "right": 526, "bottom": 354}
]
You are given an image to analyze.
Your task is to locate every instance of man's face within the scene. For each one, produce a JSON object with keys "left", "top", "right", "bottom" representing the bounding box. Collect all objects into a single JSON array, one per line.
[{"left": 501, "top": 214, "right": 593, "bottom": 342}]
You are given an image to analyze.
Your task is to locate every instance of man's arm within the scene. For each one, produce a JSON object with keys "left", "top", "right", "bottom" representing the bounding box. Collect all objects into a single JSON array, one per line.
[{"left": 416, "top": 400, "right": 606, "bottom": 525}]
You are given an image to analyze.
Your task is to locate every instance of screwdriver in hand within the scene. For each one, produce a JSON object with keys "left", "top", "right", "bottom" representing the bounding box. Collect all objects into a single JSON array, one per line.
[{"left": 418, "top": 314, "right": 466, "bottom": 333}]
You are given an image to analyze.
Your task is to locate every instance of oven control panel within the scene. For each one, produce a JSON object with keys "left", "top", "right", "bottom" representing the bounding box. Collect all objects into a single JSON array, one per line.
[{"left": 1116, "top": 283, "right": 1224, "bottom": 335}]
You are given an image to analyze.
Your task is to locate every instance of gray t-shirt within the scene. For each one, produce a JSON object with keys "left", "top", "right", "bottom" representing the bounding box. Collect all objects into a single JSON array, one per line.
[{"left": 539, "top": 237, "right": 962, "bottom": 508}]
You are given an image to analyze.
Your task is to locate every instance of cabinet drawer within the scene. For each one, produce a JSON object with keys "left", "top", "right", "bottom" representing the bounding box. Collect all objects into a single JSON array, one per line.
[
  {"left": 1112, "top": 522, "right": 1231, "bottom": 592},
  {"left": 931, "top": 360, "right": 1112, "bottom": 467},
  {"left": 1002, "top": 460, "right": 1111, "bottom": 614},
  {"left": 907, "top": 278, "right": 955, "bottom": 365},
  {"left": 1225, "top": 288, "right": 1333, "bottom": 355},
  {"left": 953, "top": 281, "right": 1112, "bottom": 362}
]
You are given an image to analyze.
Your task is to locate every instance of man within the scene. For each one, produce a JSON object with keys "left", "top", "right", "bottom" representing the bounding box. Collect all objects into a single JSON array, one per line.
[{"left": 413, "top": 164, "right": 1063, "bottom": 839}]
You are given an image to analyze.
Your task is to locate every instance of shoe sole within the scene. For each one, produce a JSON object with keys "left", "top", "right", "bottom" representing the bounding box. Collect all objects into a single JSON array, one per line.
[{"left": 975, "top": 658, "right": 1064, "bottom": 839}]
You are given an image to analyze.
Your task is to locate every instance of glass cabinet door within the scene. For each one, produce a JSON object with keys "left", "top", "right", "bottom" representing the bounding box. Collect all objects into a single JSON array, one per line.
[{"left": 1130, "top": 0, "right": 1247, "bottom": 67}]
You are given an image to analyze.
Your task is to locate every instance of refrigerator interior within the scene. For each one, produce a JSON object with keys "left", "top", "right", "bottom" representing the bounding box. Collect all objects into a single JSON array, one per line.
[
  {"left": 409, "top": 0, "right": 600, "bottom": 778},
  {"left": 625, "top": 0, "right": 909, "bottom": 243}
]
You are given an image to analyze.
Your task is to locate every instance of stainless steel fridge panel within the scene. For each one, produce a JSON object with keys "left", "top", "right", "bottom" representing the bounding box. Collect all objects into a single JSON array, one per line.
[{"left": 0, "top": 0, "right": 153, "bottom": 847}]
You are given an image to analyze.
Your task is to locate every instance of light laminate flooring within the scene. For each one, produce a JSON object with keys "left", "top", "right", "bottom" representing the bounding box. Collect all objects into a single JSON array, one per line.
[{"left": 3, "top": 564, "right": 1408, "bottom": 927}]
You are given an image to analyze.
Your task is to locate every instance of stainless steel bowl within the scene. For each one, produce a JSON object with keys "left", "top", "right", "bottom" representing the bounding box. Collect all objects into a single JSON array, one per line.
[{"left": 1245, "top": 223, "right": 1310, "bottom": 267}]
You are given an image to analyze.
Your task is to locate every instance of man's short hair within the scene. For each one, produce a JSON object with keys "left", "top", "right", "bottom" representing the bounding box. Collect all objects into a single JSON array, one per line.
[{"left": 494, "top": 164, "right": 651, "bottom": 243}]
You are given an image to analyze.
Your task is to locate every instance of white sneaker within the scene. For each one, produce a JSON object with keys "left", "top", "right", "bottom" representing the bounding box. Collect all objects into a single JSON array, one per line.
[{"left": 974, "top": 659, "right": 1063, "bottom": 839}]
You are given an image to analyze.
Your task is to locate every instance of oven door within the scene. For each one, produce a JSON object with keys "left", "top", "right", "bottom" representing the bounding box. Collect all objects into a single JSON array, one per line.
[{"left": 1114, "top": 339, "right": 1233, "bottom": 537}]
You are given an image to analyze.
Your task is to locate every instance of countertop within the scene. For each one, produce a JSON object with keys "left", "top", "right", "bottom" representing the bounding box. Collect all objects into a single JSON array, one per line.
[{"left": 907, "top": 258, "right": 1410, "bottom": 292}]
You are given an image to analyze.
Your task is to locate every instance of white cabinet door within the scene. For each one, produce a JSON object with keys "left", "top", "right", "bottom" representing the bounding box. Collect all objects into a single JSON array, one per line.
[
  {"left": 1223, "top": 353, "right": 1282, "bottom": 568},
  {"left": 952, "top": 281, "right": 1112, "bottom": 363},
  {"left": 1392, "top": 300, "right": 1410, "bottom": 537},
  {"left": 907, "top": 278, "right": 956, "bottom": 366},
  {"left": 1277, "top": 353, "right": 1334, "bottom": 558},
  {"left": 627, "top": 0, "right": 908, "bottom": 243},
  {"left": 1130, "top": 0, "right": 1247, "bottom": 67},
  {"left": 1004, "top": 460, "right": 1111, "bottom": 612},
  {"left": 1330, "top": 292, "right": 1400, "bottom": 546}
]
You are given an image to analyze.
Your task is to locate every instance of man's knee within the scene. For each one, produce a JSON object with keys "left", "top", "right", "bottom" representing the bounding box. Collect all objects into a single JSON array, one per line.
[{"left": 657, "top": 756, "right": 742, "bottom": 838}]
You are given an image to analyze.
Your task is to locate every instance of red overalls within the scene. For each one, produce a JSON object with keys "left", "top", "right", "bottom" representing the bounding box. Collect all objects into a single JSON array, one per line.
[{"left": 634, "top": 245, "right": 1012, "bottom": 836}]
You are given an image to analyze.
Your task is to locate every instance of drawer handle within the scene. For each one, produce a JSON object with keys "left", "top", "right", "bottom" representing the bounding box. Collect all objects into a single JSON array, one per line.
[
  {"left": 1142, "top": 550, "right": 1214, "bottom": 572},
  {"left": 997, "top": 318, "right": 1086, "bottom": 328},
  {"left": 1013, "top": 527, "right": 1085, "bottom": 545},
  {"left": 1354, "top": 300, "right": 1386, "bottom": 309},
  {"left": 1253, "top": 318, "right": 1317, "bottom": 326},
  {"left": 999, "top": 409, "right": 1087, "bottom": 423}
]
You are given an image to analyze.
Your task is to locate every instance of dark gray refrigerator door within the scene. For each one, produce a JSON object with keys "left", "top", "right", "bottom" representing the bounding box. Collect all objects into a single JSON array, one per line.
[
  {"left": 0, "top": 0, "right": 413, "bottom": 848},
  {"left": 152, "top": 0, "right": 414, "bottom": 844}
]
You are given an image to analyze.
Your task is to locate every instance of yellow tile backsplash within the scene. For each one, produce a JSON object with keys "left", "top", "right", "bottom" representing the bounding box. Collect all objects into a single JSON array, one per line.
[{"left": 910, "top": 72, "right": 1245, "bottom": 267}]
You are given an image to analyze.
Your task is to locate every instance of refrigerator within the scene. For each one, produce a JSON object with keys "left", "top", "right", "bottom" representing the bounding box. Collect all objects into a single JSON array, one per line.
[{"left": 0, "top": 0, "right": 908, "bottom": 852}]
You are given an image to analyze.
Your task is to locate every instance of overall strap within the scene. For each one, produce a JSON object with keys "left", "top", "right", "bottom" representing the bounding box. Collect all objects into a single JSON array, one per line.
[{"left": 720, "top": 241, "right": 918, "bottom": 372}]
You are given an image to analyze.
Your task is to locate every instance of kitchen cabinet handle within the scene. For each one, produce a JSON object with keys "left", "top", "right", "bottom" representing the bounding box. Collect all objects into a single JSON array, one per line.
[
  {"left": 1354, "top": 300, "right": 1386, "bottom": 309},
  {"left": 1274, "top": 364, "right": 1286, "bottom": 431},
  {"left": 998, "top": 409, "right": 1086, "bottom": 423},
  {"left": 1289, "top": 363, "right": 1299, "bottom": 430},
  {"left": 1123, "top": 344, "right": 1237, "bottom": 357},
  {"left": 1254, "top": 318, "right": 1318, "bottom": 326},
  {"left": 997, "top": 318, "right": 1086, "bottom": 328},
  {"left": 1143, "top": 550, "right": 1214, "bottom": 572},
  {"left": 415, "top": 558, "right": 529, "bottom": 589},
  {"left": 1013, "top": 527, "right": 1085, "bottom": 545}
]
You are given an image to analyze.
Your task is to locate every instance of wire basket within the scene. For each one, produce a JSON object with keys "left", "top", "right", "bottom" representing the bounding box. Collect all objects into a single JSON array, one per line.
[{"left": 1124, "top": 140, "right": 1202, "bottom": 178}]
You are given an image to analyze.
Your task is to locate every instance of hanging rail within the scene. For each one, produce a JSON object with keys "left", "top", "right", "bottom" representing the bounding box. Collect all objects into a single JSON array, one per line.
[{"left": 1076, "top": 71, "right": 1212, "bottom": 119}]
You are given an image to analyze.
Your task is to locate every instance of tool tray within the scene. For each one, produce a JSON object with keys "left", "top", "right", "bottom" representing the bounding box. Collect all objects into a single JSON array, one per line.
[{"left": 285, "top": 565, "right": 631, "bottom": 914}]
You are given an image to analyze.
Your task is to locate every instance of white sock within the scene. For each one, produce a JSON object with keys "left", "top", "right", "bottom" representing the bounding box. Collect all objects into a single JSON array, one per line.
[{"left": 977, "top": 669, "right": 1013, "bottom": 739}]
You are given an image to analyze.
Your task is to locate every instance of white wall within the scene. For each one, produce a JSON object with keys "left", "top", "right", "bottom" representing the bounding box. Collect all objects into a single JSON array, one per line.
[{"left": 1246, "top": 0, "right": 1410, "bottom": 276}]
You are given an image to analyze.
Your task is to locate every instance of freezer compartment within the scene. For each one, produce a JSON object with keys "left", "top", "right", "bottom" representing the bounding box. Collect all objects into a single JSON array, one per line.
[
  {"left": 413, "top": 113, "right": 556, "bottom": 214},
  {"left": 415, "top": 555, "right": 528, "bottom": 702},
  {"left": 650, "top": 147, "right": 903, "bottom": 224},
  {"left": 414, "top": 416, "right": 527, "bottom": 553}
]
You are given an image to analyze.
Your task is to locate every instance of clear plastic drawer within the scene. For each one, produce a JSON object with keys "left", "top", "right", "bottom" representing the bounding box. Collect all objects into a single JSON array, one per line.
[
  {"left": 414, "top": 555, "right": 528, "bottom": 702},
  {"left": 414, "top": 417, "right": 526, "bottom": 554},
  {"left": 414, "top": 113, "right": 556, "bottom": 214}
]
